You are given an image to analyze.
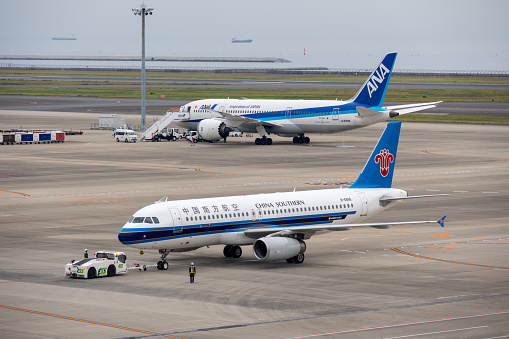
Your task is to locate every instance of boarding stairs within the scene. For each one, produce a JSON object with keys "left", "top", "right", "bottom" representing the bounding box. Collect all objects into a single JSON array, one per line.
[{"left": 140, "top": 111, "right": 183, "bottom": 141}]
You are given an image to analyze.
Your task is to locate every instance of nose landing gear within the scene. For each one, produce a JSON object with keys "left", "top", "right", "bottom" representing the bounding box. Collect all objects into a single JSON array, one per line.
[{"left": 157, "top": 249, "right": 169, "bottom": 270}]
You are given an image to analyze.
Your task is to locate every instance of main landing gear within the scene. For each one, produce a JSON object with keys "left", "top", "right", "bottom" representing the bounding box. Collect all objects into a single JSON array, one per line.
[
  {"left": 293, "top": 134, "right": 310, "bottom": 144},
  {"left": 254, "top": 136, "right": 273, "bottom": 145},
  {"left": 157, "top": 249, "right": 169, "bottom": 270},
  {"left": 223, "top": 245, "right": 243, "bottom": 258},
  {"left": 286, "top": 253, "right": 305, "bottom": 264}
]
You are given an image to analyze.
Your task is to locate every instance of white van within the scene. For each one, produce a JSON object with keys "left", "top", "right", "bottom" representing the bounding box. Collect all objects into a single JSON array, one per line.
[{"left": 113, "top": 129, "right": 138, "bottom": 143}]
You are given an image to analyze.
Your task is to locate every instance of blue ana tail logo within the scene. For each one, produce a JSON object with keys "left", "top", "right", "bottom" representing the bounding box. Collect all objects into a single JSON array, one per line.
[
  {"left": 367, "top": 63, "right": 391, "bottom": 99},
  {"left": 351, "top": 52, "right": 397, "bottom": 107},
  {"left": 349, "top": 122, "right": 401, "bottom": 189}
]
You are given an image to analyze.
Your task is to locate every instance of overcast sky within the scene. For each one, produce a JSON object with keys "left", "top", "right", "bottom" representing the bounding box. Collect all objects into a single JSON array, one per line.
[{"left": 1, "top": 0, "right": 508, "bottom": 70}]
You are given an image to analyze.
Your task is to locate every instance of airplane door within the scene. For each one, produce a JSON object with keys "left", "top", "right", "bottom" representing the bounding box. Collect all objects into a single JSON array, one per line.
[
  {"left": 358, "top": 193, "right": 368, "bottom": 216},
  {"left": 285, "top": 107, "right": 292, "bottom": 119},
  {"left": 333, "top": 108, "right": 340, "bottom": 120},
  {"left": 251, "top": 209, "right": 262, "bottom": 221},
  {"left": 169, "top": 208, "right": 183, "bottom": 233}
]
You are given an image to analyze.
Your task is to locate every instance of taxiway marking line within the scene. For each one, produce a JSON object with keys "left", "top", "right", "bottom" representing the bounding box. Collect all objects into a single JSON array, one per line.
[
  {"left": 0, "top": 305, "right": 188, "bottom": 338},
  {"left": 0, "top": 189, "right": 30, "bottom": 197},
  {"left": 382, "top": 326, "right": 488, "bottom": 339},
  {"left": 281, "top": 310, "right": 509, "bottom": 339},
  {"left": 391, "top": 248, "right": 509, "bottom": 269}
]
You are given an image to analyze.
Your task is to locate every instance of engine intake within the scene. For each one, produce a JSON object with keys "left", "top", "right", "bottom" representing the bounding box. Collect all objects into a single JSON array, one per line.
[
  {"left": 253, "top": 237, "right": 306, "bottom": 261},
  {"left": 197, "top": 119, "right": 231, "bottom": 141}
]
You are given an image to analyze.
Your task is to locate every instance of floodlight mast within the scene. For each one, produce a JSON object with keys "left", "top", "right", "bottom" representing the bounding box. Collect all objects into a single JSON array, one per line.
[{"left": 132, "top": 4, "right": 153, "bottom": 130}]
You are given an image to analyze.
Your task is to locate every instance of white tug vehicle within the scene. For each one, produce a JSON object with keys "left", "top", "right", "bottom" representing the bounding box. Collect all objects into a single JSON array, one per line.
[{"left": 65, "top": 251, "right": 128, "bottom": 279}]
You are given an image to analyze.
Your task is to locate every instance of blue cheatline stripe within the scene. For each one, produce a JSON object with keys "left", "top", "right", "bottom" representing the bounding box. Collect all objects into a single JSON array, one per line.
[{"left": 118, "top": 211, "right": 356, "bottom": 245}]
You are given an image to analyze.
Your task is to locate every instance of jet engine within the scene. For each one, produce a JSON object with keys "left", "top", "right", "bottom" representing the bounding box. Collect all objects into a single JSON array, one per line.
[
  {"left": 253, "top": 237, "right": 306, "bottom": 261},
  {"left": 197, "top": 119, "right": 231, "bottom": 141}
]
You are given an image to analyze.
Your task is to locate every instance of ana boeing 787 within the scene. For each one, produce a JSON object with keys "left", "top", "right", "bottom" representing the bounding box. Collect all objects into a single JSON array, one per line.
[{"left": 170, "top": 52, "right": 440, "bottom": 145}]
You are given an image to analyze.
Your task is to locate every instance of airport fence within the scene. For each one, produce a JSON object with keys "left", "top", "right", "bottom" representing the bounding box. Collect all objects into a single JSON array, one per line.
[{"left": 1, "top": 63, "right": 508, "bottom": 77}]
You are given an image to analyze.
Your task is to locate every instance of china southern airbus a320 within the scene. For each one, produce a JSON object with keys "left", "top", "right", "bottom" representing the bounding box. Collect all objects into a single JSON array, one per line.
[
  {"left": 169, "top": 52, "right": 440, "bottom": 145},
  {"left": 119, "top": 122, "right": 446, "bottom": 269}
]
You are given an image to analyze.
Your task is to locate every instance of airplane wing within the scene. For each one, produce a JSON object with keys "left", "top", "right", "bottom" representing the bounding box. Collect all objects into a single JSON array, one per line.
[
  {"left": 244, "top": 216, "right": 446, "bottom": 239},
  {"left": 207, "top": 108, "right": 282, "bottom": 128},
  {"left": 386, "top": 101, "right": 443, "bottom": 115}
]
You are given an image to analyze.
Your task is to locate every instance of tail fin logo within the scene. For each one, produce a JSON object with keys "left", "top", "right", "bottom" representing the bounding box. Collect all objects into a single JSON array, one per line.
[
  {"left": 375, "top": 149, "right": 394, "bottom": 177},
  {"left": 367, "top": 63, "right": 390, "bottom": 98}
]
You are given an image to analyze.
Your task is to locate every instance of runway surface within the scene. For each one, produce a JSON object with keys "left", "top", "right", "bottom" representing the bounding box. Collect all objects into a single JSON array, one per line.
[
  {"left": 1, "top": 95, "right": 508, "bottom": 117},
  {"left": 0, "top": 109, "right": 508, "bottom": 338}
]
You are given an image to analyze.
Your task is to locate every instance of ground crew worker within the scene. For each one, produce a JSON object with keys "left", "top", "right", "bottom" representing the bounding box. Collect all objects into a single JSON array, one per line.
[
  {"left": 84, "top": 249, "right": 88, "bottom": 259},
  {"left": 189, "top": 262, "right": 196, "bottom": 283}
]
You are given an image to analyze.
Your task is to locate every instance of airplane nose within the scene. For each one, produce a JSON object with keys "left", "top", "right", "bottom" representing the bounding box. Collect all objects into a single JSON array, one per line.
[{"left": 118, "top": 227, "right": 132, "bottom": 244}]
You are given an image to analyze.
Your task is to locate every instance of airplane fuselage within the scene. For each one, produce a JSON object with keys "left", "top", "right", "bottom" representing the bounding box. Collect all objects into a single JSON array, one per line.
[
  {"left": 174, "top": 98, "right": 392, "bottom": 137},
  {"left": 118, "top": 187, "right": 407, "bottom": 252}
]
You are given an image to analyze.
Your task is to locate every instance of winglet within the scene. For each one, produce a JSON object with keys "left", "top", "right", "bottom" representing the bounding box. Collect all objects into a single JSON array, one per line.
[{"left": 437, "top": 215, "right": 446, "bottom": 227}]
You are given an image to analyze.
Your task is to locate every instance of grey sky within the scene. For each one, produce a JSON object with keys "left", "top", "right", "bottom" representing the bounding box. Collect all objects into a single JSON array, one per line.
[{"left": 1, "top": 0, "right": 508, "bottom": 70}]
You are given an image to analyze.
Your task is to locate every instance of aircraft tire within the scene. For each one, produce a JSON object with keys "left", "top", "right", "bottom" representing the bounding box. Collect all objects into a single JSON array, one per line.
[
  {"left": 298, "top": 136, "right": 304, "bottom": 143},
  {"left": 293, "top": 253, "right": 305, "bottom": 264},
  {"left": 267, "top": 138, "right": 273, "bottom": 145},
  {"left": 231, "top": 245, "right": 242, "bottom": 258},
  {"left": 286, "top": 257, "right": 295, "bottom": 263},
  {"left": 162, "top": 261, "right": 169, "bottom": 270},
  {"left": 293, "top": 137, "right": 298, "bottom": 143},
  {"left": 304, "top": 137, "right": 310, "bottom": 144},
  {"left": 156, "top": 261, "right": 162, "bottom": 270},
  {"left": 255, "top": 138, "right": 261, "bottom": 145},
  {"left": 223, "top": 245, "right": 233, "bottom": 257}
]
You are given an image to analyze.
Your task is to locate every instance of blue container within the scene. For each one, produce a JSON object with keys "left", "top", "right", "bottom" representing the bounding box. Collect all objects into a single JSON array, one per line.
[
  {"left": 38, "top": 133, "right": 51, "bottom": 142},
  {"left": 20, "top": 133, "right": 34, "bottom": 142}
]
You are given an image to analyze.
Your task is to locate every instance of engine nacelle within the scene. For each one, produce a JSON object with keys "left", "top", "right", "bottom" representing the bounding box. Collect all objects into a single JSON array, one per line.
[
  {"left": 253, "top": 237, "right": 306, "bottom": 261},
  {"left": 197, "top": 119, "right": 231, "bottom": 141}
]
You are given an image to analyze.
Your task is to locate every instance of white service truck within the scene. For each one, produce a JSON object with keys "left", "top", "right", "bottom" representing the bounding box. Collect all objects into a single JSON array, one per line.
[{"left": 65, "top": 251, "right": 128, "bottom": 279}]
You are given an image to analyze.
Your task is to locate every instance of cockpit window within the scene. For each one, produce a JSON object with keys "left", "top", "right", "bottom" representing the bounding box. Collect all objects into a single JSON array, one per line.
[
  {"left": 132, "top": 217, "right": 144, "bottom": 223},
  {"left": 144, "top": 217, "right": 153, "bottom": 224},
  {"left": 153, "top": 217, "right": 160, "bottom": 224}
]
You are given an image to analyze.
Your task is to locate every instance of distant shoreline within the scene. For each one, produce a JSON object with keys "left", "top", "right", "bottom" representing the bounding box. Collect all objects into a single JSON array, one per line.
[{"left": 0, "top": 55, "right": 290, "bottom": 63}]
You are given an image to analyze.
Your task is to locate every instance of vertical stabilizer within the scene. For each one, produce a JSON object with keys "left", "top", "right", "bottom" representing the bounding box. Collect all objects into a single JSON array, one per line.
[
  {"left": 351, "top": 52, "right": 397, "bottom": 107},
  {"left": 349, "top": 122, "right": 401, "bottom": 189}
]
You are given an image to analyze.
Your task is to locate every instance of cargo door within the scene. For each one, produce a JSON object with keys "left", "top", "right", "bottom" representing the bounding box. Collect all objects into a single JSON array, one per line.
[{"left": 169, "top": 208, "right": 183, "bottom": 233}]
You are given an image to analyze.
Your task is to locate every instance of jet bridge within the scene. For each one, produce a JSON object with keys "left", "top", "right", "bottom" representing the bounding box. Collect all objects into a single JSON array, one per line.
[{"left": 140, "top": 111, "right": 186, "bottom": 141}]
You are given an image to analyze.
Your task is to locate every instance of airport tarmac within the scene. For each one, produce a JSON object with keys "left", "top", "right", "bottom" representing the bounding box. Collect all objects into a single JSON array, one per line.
[{"left": 0, "top": 109, "right": 508, "bottom": 338}]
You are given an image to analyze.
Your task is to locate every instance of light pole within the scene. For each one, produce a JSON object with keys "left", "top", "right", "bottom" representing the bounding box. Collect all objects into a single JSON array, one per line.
[{"left": 132, "top": 4, "right": 153, "bottom": 130}]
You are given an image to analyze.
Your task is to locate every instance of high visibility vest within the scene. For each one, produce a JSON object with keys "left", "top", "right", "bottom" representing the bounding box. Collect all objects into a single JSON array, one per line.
[{"left": 189, "top": 266, "right": 195, "bottom": 274}]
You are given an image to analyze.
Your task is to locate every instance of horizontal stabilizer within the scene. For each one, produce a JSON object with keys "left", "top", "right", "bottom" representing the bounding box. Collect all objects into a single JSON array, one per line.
[
  {"left": 380, "top": 194, "right": 450, "bottom": 202},
  {"left": 356, "top": 106, "right": 382, "bottom": 117},
  {"left": 387, "top": 101, "right": 442, "bottom": 115}
]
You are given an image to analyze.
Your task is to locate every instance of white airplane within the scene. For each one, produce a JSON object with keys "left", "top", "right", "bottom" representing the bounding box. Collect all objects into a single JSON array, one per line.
[
  {"left": 172, "top": 52, "right": 440, "bottom": 145},
  {"left": 118, "top": 122, "right": 446, "bottom": 268}
]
